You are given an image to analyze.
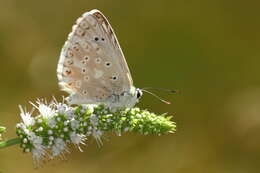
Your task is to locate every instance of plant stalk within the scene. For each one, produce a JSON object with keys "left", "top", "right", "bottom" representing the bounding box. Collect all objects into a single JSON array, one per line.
[{"left": 0, "top": 138, "right": 21, "bottom": 149}]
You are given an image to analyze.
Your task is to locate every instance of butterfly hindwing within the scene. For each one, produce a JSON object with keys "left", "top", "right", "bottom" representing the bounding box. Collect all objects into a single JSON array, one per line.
[{"left": 57, "top": 9, "right": 133, "bottom": 104}]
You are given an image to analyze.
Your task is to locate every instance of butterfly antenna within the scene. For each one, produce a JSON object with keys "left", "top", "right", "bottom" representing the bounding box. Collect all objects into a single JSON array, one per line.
[
  {"left": 142, "top": 87, "right": 179, "bottom": 94},
  {"left": 141, "top": 89, "right": 171, "bottom": 105}
]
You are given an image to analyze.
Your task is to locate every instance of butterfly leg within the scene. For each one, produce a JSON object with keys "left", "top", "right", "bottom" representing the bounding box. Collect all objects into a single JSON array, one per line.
[{"left": 110, "top": 94, "right": 120, "bottom": 103}]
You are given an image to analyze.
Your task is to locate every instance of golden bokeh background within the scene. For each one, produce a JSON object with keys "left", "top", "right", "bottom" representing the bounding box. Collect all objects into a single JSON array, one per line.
[{"left": 1, "top": 0, "right": 260, "bottom": 172}]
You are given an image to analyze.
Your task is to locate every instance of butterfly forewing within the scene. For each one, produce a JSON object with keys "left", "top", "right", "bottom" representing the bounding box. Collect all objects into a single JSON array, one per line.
[{"left": 57, "top": 9, "right": 133, "bottom": 104}]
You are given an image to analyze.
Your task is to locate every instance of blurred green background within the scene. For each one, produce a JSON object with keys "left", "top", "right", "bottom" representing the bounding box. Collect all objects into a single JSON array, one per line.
[{"left": 1, "top": 0, "right": 260, "bottom": 172}]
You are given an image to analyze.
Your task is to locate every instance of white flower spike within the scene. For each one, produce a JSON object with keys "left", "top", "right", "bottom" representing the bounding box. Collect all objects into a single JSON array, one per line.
[{"left": 16, "top": 98, "right": 175, "bottom": 166}]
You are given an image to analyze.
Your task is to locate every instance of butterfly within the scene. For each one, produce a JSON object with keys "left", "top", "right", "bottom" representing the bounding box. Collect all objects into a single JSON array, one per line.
[{"left": 57, "top": 9, "right": 143, "bottom": 109}]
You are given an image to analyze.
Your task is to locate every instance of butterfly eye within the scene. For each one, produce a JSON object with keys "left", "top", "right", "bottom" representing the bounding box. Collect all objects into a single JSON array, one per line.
[
  {"left": 137, "top": 91, "right": 141, "bottom": 98},
  {"left": 94, "top": 37, "right": 99, "bottom": 41},
  {"left": 136, "top": 89, "right": 143, "bottom": 99}
]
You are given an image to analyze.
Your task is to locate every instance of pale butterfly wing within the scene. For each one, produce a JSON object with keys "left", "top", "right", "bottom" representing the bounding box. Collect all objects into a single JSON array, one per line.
[{"left": 57, "top": 9, "right": 134, "bottom": 104}]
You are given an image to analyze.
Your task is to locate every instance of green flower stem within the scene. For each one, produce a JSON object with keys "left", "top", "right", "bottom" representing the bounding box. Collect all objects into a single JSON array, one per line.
[{"left": 0, "top": 138, "right": 21, "bottom": 149}]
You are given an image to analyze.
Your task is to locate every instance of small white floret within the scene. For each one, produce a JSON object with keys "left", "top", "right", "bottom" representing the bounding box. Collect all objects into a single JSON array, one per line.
[{"left": 19, "top": 105, "right": 35, "bottom": 126}]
